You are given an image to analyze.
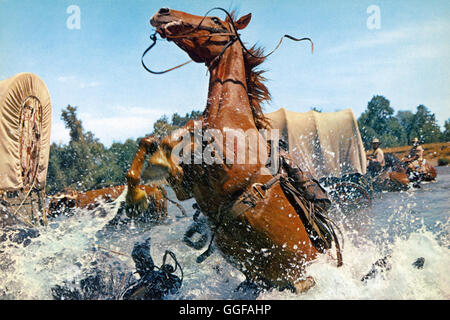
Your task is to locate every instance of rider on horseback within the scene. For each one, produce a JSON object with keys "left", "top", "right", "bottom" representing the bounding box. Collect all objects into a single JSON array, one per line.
[
  {"left": 367, "top": 138, "right": 385, "bottom": 177},
  {"left": 402, "top": 137, "right": 425, "bottom": 172}
]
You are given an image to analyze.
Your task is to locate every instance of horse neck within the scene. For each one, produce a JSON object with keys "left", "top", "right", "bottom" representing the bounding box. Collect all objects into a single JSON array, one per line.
[{"left": 204, "top": 41, "right": 255, "bottom": 130}]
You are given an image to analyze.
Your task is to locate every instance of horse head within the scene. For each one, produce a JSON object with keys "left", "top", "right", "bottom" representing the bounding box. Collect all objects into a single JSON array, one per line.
[
  {"left": 150, "top": 7, "right": 252, "bottom": 64},
  {"left": 125, "top": 133, "right": 185, "bottom": 208}
]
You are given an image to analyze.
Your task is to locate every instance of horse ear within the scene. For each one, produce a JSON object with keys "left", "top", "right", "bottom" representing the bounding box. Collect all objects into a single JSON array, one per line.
[{"left": 234, "top": 13, "right": 252, "bottom": 30}]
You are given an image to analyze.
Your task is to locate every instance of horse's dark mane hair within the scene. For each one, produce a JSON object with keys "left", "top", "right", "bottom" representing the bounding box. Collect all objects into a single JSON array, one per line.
[
  {"left": 229, "top": 11, "right": 272, "bottom": 130},
  {"left": 243, "top": 46, "right": 272, "bottom": 130}
]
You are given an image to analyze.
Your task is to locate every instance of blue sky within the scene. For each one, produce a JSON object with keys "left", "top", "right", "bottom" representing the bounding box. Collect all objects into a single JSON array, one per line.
[{"left": 1, "top": 0, "right": 449, "bottom": 146}]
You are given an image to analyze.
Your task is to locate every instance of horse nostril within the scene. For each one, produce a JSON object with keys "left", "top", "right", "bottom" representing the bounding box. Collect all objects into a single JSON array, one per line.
[{"left": 158, "top": 7, "right": 170, "bottom": 15}]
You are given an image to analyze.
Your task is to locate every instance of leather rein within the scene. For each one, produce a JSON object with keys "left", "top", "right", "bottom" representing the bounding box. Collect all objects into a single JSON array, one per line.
[{"left": 141, "top": 7, "right": 314, "bottom": 75}]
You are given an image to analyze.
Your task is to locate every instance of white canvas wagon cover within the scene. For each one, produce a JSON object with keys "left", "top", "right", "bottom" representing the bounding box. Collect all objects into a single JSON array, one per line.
[
  {"left": 266, "top": 108, "right": 366, "bottom": 179},
  {"left": 0, "top": 73, "right": 52, "bottom": 191}
]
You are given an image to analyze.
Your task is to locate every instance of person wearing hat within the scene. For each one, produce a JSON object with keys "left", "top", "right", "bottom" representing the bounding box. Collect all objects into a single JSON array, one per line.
[
  {"left": 367, "top": 138, "right": 385, "bottom": 176},
  {"left": 402, "top": 137, "right": 425, "bottom": 173}
]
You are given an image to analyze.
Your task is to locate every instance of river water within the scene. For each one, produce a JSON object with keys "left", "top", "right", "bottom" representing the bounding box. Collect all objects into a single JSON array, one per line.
[{"left": 0, "top": 167, "right": 448, "bottom": 300}]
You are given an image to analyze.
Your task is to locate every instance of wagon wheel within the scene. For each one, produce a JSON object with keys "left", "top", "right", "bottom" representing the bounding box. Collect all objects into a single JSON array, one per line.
[
  {"left": 19, "top": 96, "right": 42, "bottom": 190},
  {"left": 357, "top": 175, "right": 374, "bottom": 195},
  {"left": 329, "top": 182, "right": 372, "bottom": 212}
]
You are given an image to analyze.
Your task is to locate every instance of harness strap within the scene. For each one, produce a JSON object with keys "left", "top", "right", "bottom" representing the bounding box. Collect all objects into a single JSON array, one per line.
[
  {"left": 196, "top": 172, "right": 343, "bottom": 267},
  {"left": 207, "top": 36, "right": 238, "bottom": 69},
  {"left": 261, "top": 173, "right": 283, "bottom": 191},
  {"left": 279, "top": 176, "right": 343, "bottom": 267},
  {"left": 196, "top": 184, "right": 262, "bottom": 264}
]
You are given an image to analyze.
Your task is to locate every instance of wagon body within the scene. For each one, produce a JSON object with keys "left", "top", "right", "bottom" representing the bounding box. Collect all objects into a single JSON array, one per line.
[
  {"left": 0, "top": 73, "right": 52, "bottom": 225},
  {"left": 265, "top": 108, "right": 371, "bottom": 211},
  {"left": 265, "top": 108, "right": 367, "bottom": 179}
]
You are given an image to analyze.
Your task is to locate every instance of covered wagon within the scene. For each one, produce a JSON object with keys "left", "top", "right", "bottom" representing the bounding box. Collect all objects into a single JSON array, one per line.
[
  {"left": 0, "top": 73, "right": 52, "bottom": 226},
  {"left": 266, "top": 108, "right": 367, "bottom": 179},
  {"left": 265, "top": 108, "right": 371, "bottom": 210}
]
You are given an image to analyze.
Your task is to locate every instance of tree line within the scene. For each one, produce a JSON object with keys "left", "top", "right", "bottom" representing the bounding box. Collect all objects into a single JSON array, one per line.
[
  {"left": 357, "top": 95, "right": 448, "bottom": 149},
  {"left": 46, "top": 97, "right": 449, "bottom": 194},
  {"left": 46, "top": 106, "right": 202, "bottom": 194}
]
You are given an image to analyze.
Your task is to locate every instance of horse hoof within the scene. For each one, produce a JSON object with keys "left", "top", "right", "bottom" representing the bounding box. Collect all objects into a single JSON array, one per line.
[
  {"left": 294, "top": 276, "right": 316, "bottom": 294},
  {"left": 126, "top": 188, "right": 148, "bottom": 205},
  {"left": 126, "top": 189, "right": 150, "bottom": 216}
]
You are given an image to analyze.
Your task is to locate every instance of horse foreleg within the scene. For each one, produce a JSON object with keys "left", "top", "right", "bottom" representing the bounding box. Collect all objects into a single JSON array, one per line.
[
  {"left": 157, "top": 186, "right": 168, "bottom": 219},
  {"left": 126, "top": 136, "right": 159, "bottom": 209}
]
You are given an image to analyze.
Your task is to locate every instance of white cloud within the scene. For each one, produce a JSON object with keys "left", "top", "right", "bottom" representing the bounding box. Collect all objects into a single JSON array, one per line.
[
  {"left": 57, "top": 76, "right": 76, "bottom": 83},
  {"left": 79, "top": 81, "right": 101, "bottom": 89},
  {"left": 57, "top": 75, "right": 102, "bottom": 89}
]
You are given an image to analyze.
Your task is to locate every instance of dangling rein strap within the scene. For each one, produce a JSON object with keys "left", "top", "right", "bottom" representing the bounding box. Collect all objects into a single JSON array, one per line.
[{"left": 141, "top": 33, "right": 192, "bottom": 74}]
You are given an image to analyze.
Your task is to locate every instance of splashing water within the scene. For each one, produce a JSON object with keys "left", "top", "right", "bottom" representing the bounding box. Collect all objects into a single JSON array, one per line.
[{"left": 0, "top": 167, "right": 448, "bottom": 300}]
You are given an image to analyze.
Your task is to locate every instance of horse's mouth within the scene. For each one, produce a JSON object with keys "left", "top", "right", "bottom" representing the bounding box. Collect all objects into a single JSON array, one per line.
[{"left": 151, "top": 18, "right": 186, "bottom": 39}]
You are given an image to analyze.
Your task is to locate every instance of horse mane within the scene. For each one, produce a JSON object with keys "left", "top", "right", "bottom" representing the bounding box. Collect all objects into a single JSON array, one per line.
[
  {"left": 243, "top": 46, "right": 272, "bottom": 130},
  {"left": 228, "top": 11, "right": 272, "bottom": 130}
]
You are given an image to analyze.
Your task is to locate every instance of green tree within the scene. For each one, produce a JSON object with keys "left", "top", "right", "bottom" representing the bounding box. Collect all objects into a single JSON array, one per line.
[
  {"left": 108, "top": 139, "right": 139, "bottom": 182},
  {"left": 171, "top": 110, "right": 203, "bottom": 127},
  {"left": 46, "top": 143, "right": 65, "bottom": 194},
  {"left": 410, "top": 105, "right": 442, "bottom": 143},
  {"left": 152, "top": 111, "right": 202, "bottom": 137},
  {"left": 61, "top": 105, "right": 83, "bottom": 142},
  {"left": 46, "top": 105, "right": 121, "bottom": 193},
  {"left": 396, "top": 110, "right": 415, "bottom": 142},
  {"left": 46, "top": 108, "right": 203, "bottom": 194},
  {"left": 152, "top": 115, "right": 177, "bottom": 137},
  {"left": 443, "top": 118, "right": 450, "bottom": 142},
  {"left": 381, "top": 117, "right": 407, "bottom": 147},
  {"left": 357, "top": 95, "right": 407, "bottom": 148}
]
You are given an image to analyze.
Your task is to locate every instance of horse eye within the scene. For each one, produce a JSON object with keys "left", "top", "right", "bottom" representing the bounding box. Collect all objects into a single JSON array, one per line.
[{"left": 211, "top": 17, "right": 221, "bottom": 24}]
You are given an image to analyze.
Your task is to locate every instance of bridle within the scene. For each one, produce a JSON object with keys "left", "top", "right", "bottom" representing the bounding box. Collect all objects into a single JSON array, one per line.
[{"left": 142, "top": 7, "right": 314, "bottom": 75}]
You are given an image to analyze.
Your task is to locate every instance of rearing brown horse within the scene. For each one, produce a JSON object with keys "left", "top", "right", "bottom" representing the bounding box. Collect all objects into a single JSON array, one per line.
[{"left": 126, "top": 8, "right": 338, "bottom": 293}]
